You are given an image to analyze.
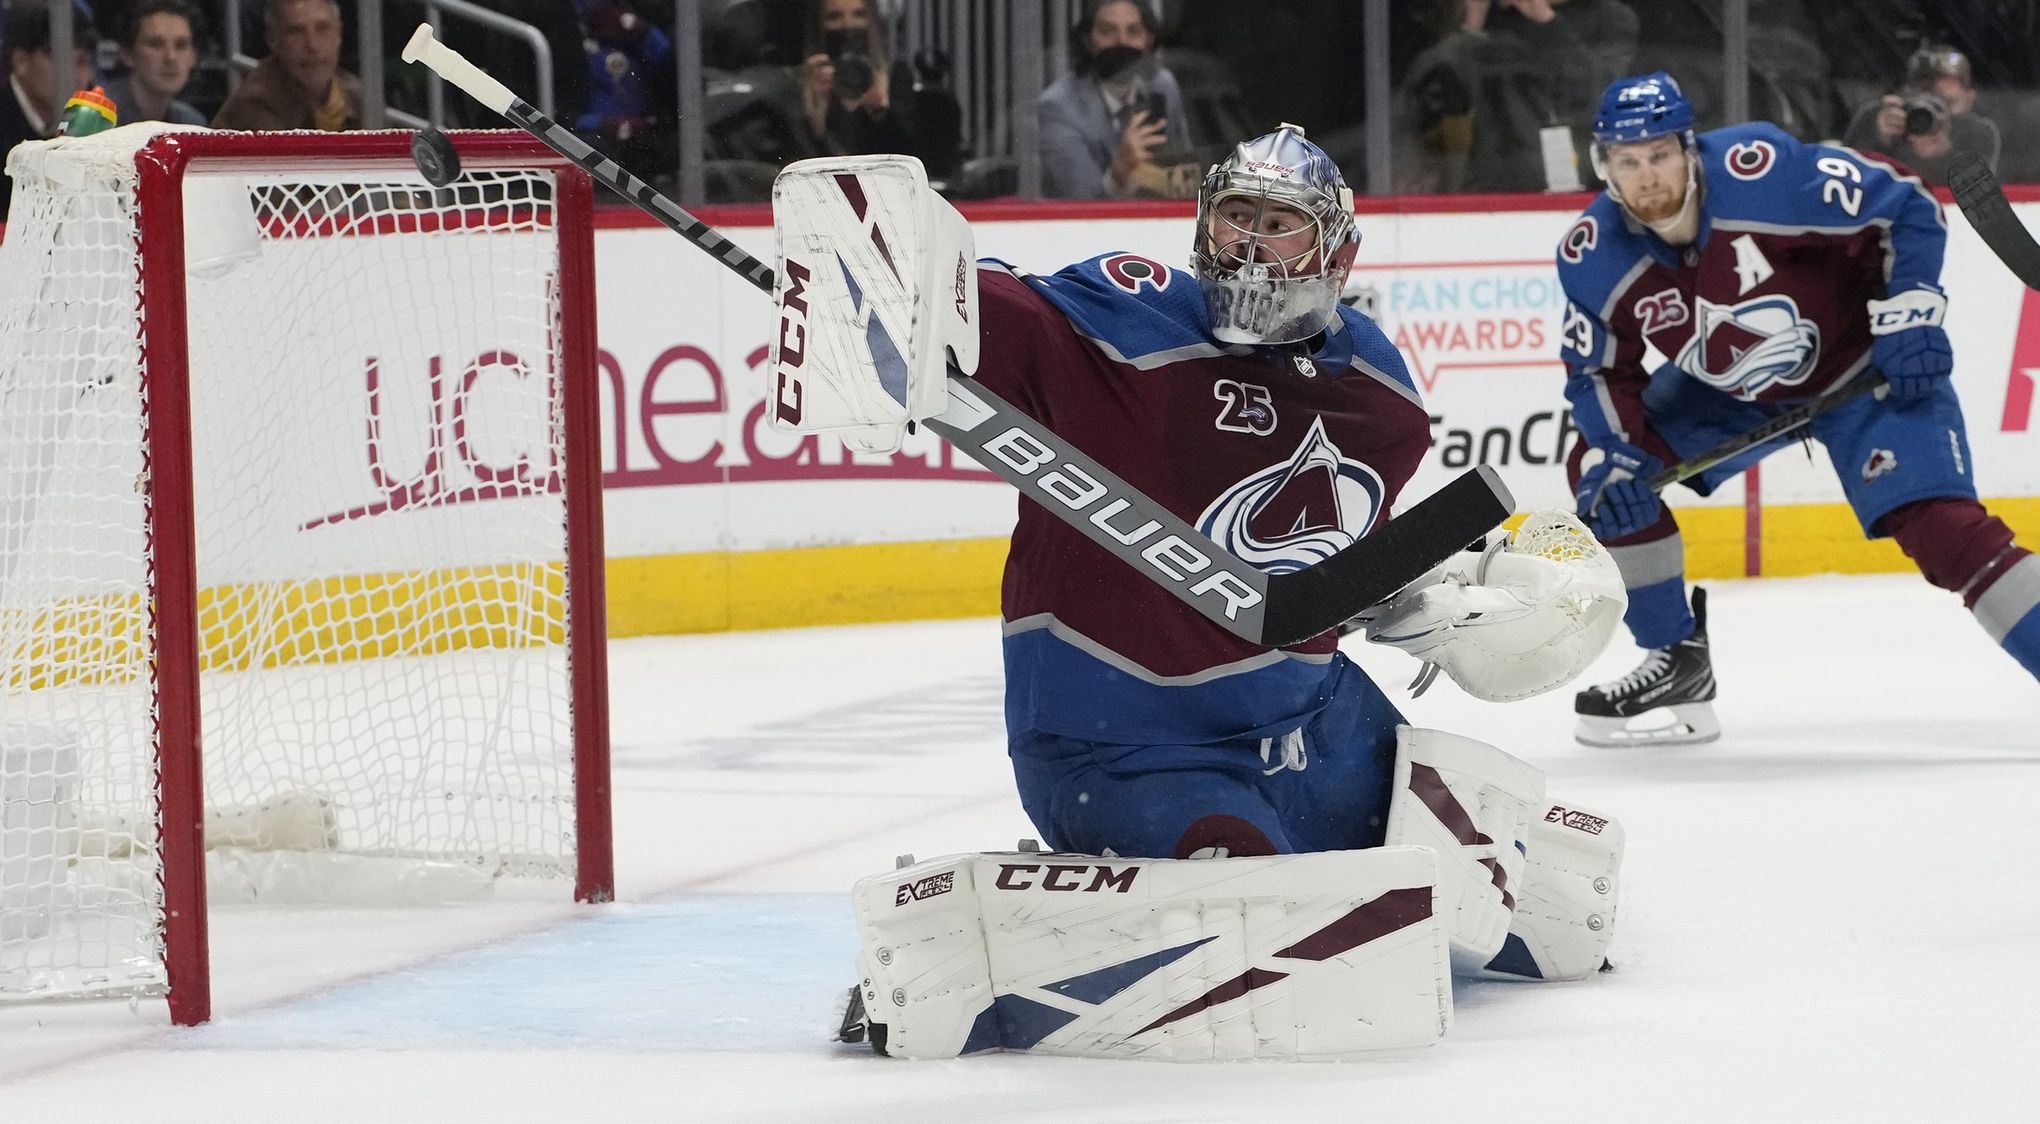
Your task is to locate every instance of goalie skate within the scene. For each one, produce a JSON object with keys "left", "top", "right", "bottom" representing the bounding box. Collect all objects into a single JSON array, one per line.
[{"left": 1574, "top": 588, "right": 1719, "bottom": 747}]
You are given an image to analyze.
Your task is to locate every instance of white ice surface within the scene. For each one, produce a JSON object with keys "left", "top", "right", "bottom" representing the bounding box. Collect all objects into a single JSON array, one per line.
[{"left": 1, "top": 573, "right": 2036, "bottom": 1122}]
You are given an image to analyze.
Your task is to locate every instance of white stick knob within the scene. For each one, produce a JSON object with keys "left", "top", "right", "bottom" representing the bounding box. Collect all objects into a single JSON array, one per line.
[{"left": 400, "top": 23, "right": 516, "bottom": 115}]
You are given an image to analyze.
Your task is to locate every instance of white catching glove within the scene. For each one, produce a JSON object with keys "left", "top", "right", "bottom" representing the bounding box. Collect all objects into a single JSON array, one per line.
[{"left": 1354, "top": 511, "right": 1627, "bottom": 702}]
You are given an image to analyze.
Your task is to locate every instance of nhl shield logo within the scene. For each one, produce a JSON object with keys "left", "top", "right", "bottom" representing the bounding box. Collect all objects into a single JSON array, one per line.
[
  {"left": 1195, "top": 417, "right": 1385, "bottom": 574},
  {"left": 1675, "top": 294, "right": 1821, "bottom": 399}
]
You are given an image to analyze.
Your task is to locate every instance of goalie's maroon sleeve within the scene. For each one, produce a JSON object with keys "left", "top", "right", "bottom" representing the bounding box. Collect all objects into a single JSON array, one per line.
[{"left": 970, "top": 254, "right": 1431, "bottom": 748}]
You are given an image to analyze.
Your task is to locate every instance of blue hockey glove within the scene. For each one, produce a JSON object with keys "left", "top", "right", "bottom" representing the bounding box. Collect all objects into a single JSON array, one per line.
[
  {"left": 1868, "top": 288, "right": 1953, "bottom": 406},
  {"left": 1574, "top": 439, "right": 1664, "bottom": 541}
]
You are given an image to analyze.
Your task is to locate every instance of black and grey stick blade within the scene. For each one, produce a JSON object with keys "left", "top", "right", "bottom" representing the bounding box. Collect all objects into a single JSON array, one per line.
[
  {"left": 1258, "top": 465, "right": 1515, "bottom": 647},
  {"left": 1950, "top": 150, "right": 2040, "bottom": 291}
]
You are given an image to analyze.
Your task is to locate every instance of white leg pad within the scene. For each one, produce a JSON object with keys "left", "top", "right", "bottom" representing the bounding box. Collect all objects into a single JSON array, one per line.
[
  {"left": 1476, "top": 801, "right": 1624, "bottom": 981},
  {"left": 850, "top": 854, "right": 999, "bottom": 1059},
  {"left": 1383, "top": 726, "right": 1545, "bottom": 972},
  {"left": 850, "top": 847, "right": 1452, "bottom": 1060}
]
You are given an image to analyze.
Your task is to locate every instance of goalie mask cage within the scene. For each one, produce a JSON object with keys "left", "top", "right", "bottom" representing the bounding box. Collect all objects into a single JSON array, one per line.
[{"left": 0, "top": 128, "right": 612, "bottom": 1026}]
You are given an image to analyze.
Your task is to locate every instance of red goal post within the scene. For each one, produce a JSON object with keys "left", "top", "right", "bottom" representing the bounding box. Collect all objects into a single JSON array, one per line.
[{"left": 0, "top": 128, "right": 612, "bottom": 1026}]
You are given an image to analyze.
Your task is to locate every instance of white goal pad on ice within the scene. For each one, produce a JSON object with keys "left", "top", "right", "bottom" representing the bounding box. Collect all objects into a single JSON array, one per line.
[{"left": 0, "top": 126, "right": 612, "bottom": 1024}]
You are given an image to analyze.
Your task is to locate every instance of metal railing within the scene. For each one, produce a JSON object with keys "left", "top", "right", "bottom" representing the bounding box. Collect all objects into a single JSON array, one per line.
[
  {"left": 375, "top": 0, "right": 554, "bottom": 130},
  {"left": 213, "top": 0, "right": 552, "bottom": 130},
  {"left": 43, "top": 0, "right": 75, "bottom": 128}
]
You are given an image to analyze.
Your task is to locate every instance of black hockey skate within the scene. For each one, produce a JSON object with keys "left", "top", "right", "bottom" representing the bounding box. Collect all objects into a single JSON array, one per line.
[
  {"left": 1574, "top": 586, "right": 1719, "bottom": 747},
  {"left": 834, "top": 983, "right": 888, "bottom": 1055}
]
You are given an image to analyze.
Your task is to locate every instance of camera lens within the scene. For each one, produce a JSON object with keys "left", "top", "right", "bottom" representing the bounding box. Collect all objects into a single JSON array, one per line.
[
  {"left": 835, "top": 55, "right": 875, "bottom": 98},
  {"left": 1903, "top": 104, "right": 1937, "bottom": 135}
]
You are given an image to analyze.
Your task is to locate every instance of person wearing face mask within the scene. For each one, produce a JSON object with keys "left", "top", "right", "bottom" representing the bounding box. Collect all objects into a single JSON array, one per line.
[
  {"left": 1039, "top": 0, "right": 1195, "bottom": 199},
  {"left": 794, "top": 0, "right": 960, "bottom": 180},
  {"left": 1554, "top": 72, "right": 2040, "bottom": 748}
]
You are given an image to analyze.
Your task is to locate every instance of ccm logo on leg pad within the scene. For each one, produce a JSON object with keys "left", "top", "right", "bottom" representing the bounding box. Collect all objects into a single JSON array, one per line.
[{"left": 993, "top": 863, "right": 1140, "bottom": 892}]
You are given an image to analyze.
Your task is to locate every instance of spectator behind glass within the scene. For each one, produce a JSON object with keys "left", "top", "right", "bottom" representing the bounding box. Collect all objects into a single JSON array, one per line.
[
  {"left": 796, "top": 0, "right": 961, "bottom": 180},
  {"left": 1039, "top": 0, "right": 1196, "bottom": 200},
  {"left": 1551, "top": 0, "right": 1636, "bottom": 101},
  {"left": 573, "top": 0, "right": 671, "bottom": 174},
  {"left": 211, "top": 0, "right": 359, "bottom": 131},
  {"left": 2, "top": 3, "right": 98, "bottom": 222},
  {"left": 1392, "top": 0, "right": 1598, "bottom": 193},
  {"left": 1842, "top": 44, "right": 2001, "bottom": 186},
  {"left": 107, "top": 0, "right": 204, "bottom": 126}
]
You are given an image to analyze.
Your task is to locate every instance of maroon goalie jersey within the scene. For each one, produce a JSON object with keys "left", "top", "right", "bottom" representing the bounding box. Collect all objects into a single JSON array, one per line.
[{"left": 971, "top": 254, "right": 1431, "bottom": 748}]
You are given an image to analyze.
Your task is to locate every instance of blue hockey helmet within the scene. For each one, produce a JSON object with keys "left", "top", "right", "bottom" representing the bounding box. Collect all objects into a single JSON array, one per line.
[
  {"left": 1191, "top": 123, "right": 1359, "bottom": 346},
  {"left": 1589, "top": 71, "right": 1700, "bottom": 219},
  {"left": 1591, "top": 71, "right": 1693, "bottom": 146}
]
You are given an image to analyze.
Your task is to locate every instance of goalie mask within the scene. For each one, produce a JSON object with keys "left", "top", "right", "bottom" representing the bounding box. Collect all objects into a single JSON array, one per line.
[{"left": 1192, "top": 123, "right": 1358, "bottom": 346}]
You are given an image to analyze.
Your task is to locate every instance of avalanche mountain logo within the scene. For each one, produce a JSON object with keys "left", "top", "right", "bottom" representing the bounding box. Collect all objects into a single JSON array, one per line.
[
  {"left": 1195, "top": 417, "right": 1385, "bottom": 574},
  {"left": 1674, "top": 294, "right": 1821, "bottom": 399}
]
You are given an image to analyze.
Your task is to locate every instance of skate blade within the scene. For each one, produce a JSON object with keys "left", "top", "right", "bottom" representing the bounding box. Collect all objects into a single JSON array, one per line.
[{"left": 1575, "top": 702, "right": 1720, "bottom": 748}]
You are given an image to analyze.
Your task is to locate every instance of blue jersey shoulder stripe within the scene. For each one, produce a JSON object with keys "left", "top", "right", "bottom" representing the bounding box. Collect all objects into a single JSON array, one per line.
[
  {"left": 995, "top": 253, "right": 1233, "bottom": 369},
  {"left": 1339, "top": 305, "right": 1422, "bottom": 407}
]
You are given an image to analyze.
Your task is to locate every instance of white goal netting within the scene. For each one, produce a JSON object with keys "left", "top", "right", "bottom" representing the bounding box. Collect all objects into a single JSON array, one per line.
[{"left": 0, "top": 126, "right": 606, "bottom": 1016}]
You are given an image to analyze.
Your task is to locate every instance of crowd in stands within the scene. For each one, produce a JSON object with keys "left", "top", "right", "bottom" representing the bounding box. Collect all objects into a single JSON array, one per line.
[
  {"left": 1, "top": 0, "right": 2037, "bottom": 216},
  {"left": 2, "top": 0, "right": 355, "bottom": 183}
]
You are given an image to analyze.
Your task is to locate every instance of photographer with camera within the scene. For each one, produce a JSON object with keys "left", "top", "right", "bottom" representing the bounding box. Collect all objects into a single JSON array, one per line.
[
  {"left": 795, "top": 0, "right": 960, "bottom": 180},
  {"left": 1841, "top": 45, "right": 2000, "bottom": 187},
  {"left": 1039, "top": 0, "right": 1197, "bottom": 199}
]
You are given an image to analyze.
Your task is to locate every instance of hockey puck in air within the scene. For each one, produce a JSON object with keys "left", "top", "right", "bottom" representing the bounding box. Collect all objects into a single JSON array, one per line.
[{"left": 412, "top": 128, "right": 462, "bottom": 187}]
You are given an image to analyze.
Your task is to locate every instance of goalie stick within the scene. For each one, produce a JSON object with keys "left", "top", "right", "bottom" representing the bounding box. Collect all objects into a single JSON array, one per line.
[
  {"left": 399, "top": 25, "right": 1513, "bottom": 647},
  {"left": 1949, "top": 151, "right": 2040, "bottom": 292}
]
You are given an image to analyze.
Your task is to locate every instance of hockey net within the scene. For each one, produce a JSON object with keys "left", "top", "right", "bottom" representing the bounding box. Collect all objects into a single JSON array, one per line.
[{"left": 0, "top": 127, "right": 610, "bottom": 1024}]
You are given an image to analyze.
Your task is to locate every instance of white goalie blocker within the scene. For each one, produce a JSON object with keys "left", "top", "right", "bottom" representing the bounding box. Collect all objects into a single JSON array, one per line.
[
  {"left": 1359, "top": 510, "right": 1628, "bottom": 702},
  {"left": 767, "top": 155, "right": 978, "bottom": 454}
]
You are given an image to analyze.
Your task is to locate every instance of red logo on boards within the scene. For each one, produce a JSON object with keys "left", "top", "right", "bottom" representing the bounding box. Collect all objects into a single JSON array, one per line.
[{"left": 2004, "top": 287, "right": 2039, "bottom": 432}]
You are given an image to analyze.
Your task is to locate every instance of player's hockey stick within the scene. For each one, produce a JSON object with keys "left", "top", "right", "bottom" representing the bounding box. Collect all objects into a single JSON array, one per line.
[
  {"left": 1949, "top": 151, "right": 2040, "bottom": 292},
  {"left": 1648, "top": 374, "right": 1885, "bottom": 490},
  {"left": 400, "top": 26, "right": 1512, "bottom": 647}
]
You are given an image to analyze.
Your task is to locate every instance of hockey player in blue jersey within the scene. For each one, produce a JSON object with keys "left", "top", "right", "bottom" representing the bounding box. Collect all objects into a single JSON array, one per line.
[
  {"left": 806, "top": 128, "right": 1632, "bottom": 1057},
  {"left": 971, "top": 127, "right": 1624, "bottom": 868},
  {"left": 1559, "top": 72, "right": 2040, "bottom": 747}
]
